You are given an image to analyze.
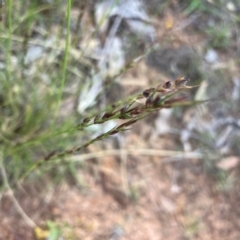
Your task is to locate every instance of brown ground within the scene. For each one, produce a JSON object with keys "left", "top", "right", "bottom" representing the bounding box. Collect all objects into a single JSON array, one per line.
[
  {"left": 1, "top": 137, "right": 240, "bottom": 240},
  {"left": 1, "top": 1, "right": 240, "bottom": 240}
]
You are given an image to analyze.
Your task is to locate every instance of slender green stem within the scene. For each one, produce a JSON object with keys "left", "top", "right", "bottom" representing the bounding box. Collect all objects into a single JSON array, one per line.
[
  {"left": 6, "top": 0, "right": 12, "bottom": 79},
  {"left": 55, "top": 0, "right": 72, "bottom": 117},
  {"left": 5, "top": 0, "right": 19, "bottom": 116}
]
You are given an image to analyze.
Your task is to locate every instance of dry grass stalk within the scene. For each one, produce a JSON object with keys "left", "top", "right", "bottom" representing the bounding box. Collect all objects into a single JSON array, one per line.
[{"left": 20, "top": 76, "right": 201, "bottom": 181}]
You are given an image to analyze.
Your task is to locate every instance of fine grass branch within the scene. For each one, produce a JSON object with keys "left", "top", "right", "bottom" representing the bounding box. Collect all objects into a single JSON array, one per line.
[
  {"left": 20, "top": 76, "right": 201, "bottom": 182},
  {"left": 56, "top": 0, "right": 72, "bottom": 116}
]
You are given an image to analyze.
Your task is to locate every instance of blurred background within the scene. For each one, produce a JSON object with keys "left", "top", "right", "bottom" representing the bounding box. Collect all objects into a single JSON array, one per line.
[{"left": 0, "top": 0, "right": 240, "bottom": 239}]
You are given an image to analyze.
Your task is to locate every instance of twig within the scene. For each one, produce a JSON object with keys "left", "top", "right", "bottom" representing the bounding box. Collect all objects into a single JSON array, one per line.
[
  {"left": 67, "top": 148, "right": 218, "bottom": 163},
  {"left": 0, "top": 150, "right": 37, "bottom": 228}
]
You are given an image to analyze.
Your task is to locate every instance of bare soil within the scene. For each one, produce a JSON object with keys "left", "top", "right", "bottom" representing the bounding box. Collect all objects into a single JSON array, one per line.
[{"left": 1, "top": 2, "right": 240, "bottom": 240}]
